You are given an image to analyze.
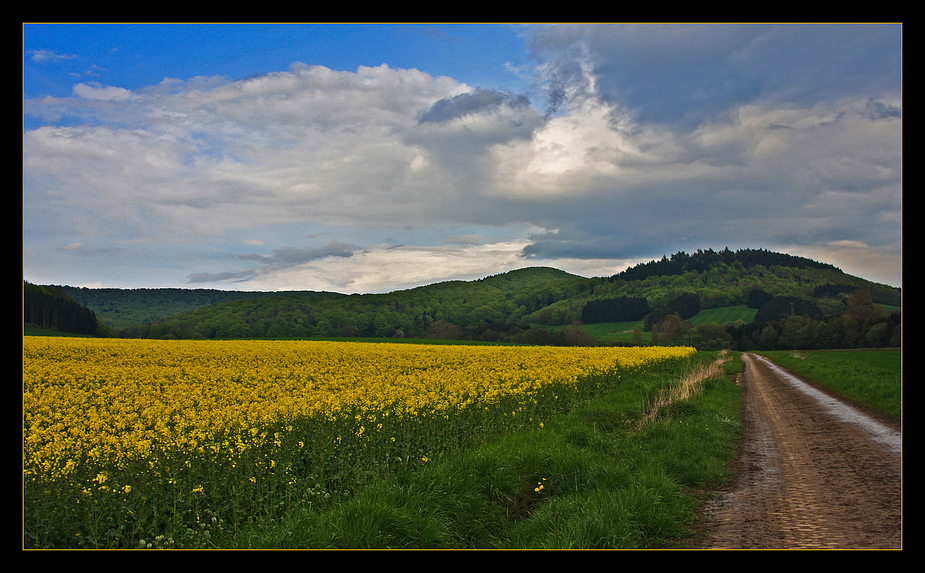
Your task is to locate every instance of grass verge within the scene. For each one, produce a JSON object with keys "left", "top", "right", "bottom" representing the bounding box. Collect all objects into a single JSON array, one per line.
[{"left": 215, "top": 351, "right": 743, "bottom": 549}]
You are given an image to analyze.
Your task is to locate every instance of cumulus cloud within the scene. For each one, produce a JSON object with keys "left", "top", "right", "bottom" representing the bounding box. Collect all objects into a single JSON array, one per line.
[
  {"left": 27, "top": 64, "right": 471, "bottom": 233},
  {"left": 73, "top": 82, "right": 135, "bottom": 101},
  {"left": 500, "top": 24, "right": 902, "bottom": 277},
  {"left": 23, "top": 24, "right": 902, "bottom": 290},
  {"left": 509, "top": 92, "right": 902, "bottom": 267}
]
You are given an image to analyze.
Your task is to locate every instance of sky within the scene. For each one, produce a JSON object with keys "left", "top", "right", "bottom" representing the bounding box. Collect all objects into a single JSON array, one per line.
[{"left": 23, "top": 23, "right": 903, "bottom": 294}]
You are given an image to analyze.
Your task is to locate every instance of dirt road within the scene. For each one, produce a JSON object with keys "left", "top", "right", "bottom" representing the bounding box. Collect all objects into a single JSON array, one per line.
[{"left": 698, "top": 352, "right": 902, "bottom": 550}]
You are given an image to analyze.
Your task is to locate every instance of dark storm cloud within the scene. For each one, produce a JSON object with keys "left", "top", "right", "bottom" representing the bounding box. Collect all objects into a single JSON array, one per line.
[
  {"left": 418, "top": 87, "right": 531, "bottom": 123},
  {"left": 521, "top": 229, "right": 628, "bottom": 261},
  {"left": 236, "top": 240, "right": 358, "bottom": 265},
  {"left": 187, "top": 240, "right": 359, "bottom": 285},
  {"left": 865, "top": 98, "right": 902, "bottom": 121},
  {"left": 528, "top": 24, "right": 902, "bottom": 129},
  {"left": 519, "top": 201, "right": 715, "bottom": 264},
  {"left": 187, "top": 270, "right": 255, "bottom": 284}
]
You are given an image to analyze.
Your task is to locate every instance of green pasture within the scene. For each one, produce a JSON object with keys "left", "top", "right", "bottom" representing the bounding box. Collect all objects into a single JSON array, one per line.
[
  {"left": 689, "top": 305, "right": 757, "bottom": 326},
  {"left": 548, "top": 305, "right": 759, "bottom": 344}
]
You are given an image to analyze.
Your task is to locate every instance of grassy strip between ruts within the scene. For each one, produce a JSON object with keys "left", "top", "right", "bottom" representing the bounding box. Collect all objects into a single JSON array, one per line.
[
  {"left": 753, "top": 349, "right": 901, "bottom": 423},
  {"left": 215, "top": 351, "right": 743, "bottom": 550}
]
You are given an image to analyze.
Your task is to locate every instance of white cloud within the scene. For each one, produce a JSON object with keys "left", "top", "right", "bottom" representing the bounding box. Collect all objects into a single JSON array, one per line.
[
  {"left": 229, "top": 240, "right": 535, "bottom": 294},
  {"left": 491, "top": 97, "right": 640, "bottom": 197},
  {"left": 789, "top": 240, "right": 902, "bottom": 288},
  {"left": 73, "top": 82, "right": 136, "bottom": 101},
  {"left": 23, "top": 25, "right": 902, "bottom": 291},
  {"left": 27, "top": 49, "right": 76, "bottom": 63},
  {"left": 26, "top": 65, "right": 472, "bottom": 234}
]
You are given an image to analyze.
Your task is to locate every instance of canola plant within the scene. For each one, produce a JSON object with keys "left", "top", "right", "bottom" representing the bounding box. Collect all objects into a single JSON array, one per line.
[{"left": 23, "top": 336, "right": 695, "bottom": 548}]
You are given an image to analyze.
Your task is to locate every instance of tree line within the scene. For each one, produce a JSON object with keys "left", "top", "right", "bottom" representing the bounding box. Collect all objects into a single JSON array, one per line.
[
  {"left": 660, "top": 289, "right": 900, "bottom": 351},
  {"left": 24, "top": 282, "right": 112, "bottom": 336},
  {"left": 613, "top": 247, "right": 840, "bottom": 282}
]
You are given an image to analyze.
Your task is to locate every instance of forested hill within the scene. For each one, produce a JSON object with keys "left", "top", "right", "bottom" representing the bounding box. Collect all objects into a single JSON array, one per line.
[
  {"left": 612, "top": 248, "right": 839, "bottom": 281},
  {"left": 61, "top": 286, "right": 342, "bottom": 332},
  {"left": 58, "top": 266, "right": 579, "bottom": 333},
  {"left": 112, "top": 266, "right": 587, "bottom": 340},
  {"left": 32, "top": 249, "right": 900, "bottom": 349}
]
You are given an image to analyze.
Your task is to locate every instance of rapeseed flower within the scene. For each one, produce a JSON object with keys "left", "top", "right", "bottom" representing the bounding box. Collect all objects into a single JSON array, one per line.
[
  {"left": 24, "top": 337, "right": 693, "bottom": 484},
  {"left": 24, "top": 335, "right": 695, "bottom": 549}
]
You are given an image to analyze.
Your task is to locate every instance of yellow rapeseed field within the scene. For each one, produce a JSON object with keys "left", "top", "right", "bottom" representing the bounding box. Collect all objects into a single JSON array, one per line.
[
  {"left": 24, "top": 336, "right": 693, "bottom": 480},
  {"left": 23, "top": 336, "right": 694, "bottom": 547}
]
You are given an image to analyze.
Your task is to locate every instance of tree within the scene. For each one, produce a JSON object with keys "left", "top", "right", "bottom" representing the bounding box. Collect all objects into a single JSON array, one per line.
[
  {"left": 865, "top": 322, "right": 890, "bottom": 347},
  {"left": 754, "top": 296, "right": 821, "bottom": 323},
  {"left": 556, "top": 324, "right": 595, "bottom": 346},
  {"left": 747, "top": 288, "right": 774, "bottom": 309},
  {"left": 24, "top": 281, "right": 101, "bottom": 335},
  {"left": 665, "top": 292, "right": 700, "bottom": 320},
  {"left": 691, "top": 322, "right": 732, "bottom": 350},
  {"left": 519, "top": 326, "right": 552, "bottom": 345},
  {"left": 427, "top": 319, "right": 463, "bottom": 340},
  {"left": 778, "top": 315, "right": 811, "bottom": 349},
  {"left": 845, "top": 289, "right": 882, "bottom": 323},
  {"left": 757, "top": 324, "right": 780, "bottom": 349},
  {"left": 654, "top": 313, "right": 686, "bottom": 344},
  {"left": 581, "top": 297, "right": 650, "bottom": 323}
]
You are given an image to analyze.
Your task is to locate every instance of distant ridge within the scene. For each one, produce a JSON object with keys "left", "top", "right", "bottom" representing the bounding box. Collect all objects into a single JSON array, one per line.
[{"left": 31, "top": 247, "right": 899, "bottom": 349}]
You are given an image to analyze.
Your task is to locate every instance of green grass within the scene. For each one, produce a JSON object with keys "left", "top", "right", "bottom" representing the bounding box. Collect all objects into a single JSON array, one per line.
[
  {"left": 575, "top": 321, "right": 649, "bottom": 343},
  {"left": 689, "top": 305, "right": 757, "bottom": 326},
  {"left": 215, "top": 352, "right": 743, "bottom": 549},
  {"left": 23, "top": 323, "right": 94, "bottom": 338},
  {"left": 545, "top": 305, "right": 758, "bottom": 344},
  {"left": 755, "top": 349, "right": 901, "bottom": 422}
]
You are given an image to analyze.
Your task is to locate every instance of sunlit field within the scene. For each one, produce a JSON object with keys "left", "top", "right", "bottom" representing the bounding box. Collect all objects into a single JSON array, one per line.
[{"left": 23, "top": 336, "right": 695, "bottom": 548}]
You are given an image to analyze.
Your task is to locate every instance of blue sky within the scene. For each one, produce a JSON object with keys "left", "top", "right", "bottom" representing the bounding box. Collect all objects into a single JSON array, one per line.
[{"left": 23, "top": 23, "right": 902, "bottom": 293}]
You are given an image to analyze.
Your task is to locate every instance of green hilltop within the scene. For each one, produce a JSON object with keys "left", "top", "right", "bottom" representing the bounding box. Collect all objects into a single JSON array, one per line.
[{"left": 28, "top": 248, "right": 900, "bottom": 350}]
